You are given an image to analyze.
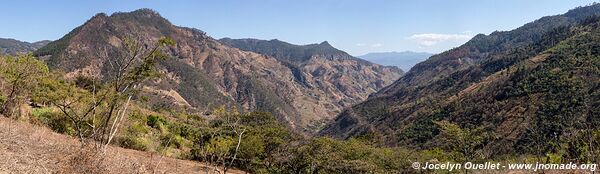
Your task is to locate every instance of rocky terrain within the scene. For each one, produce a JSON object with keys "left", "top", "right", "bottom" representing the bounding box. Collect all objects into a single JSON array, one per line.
[{"left": 220, "top": 38, "right": 403, "bottom": 129}]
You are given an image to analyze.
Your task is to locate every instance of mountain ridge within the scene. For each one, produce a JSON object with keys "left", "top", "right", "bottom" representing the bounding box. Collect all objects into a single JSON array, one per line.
[
  {"left": 219, "top": 38, "right": 380, "bottom": 65},
  {"left": 0, "top": 38, "right": 50, "bottom": 55},
  {"left": 219, "top": 38, "right": 403, "bottom": 131},
  {"left": 320, "top": 3, "right": 600, "bottom": 155},
  {"left": 33, "top": 9, "right": 402, "bottom": 134}
]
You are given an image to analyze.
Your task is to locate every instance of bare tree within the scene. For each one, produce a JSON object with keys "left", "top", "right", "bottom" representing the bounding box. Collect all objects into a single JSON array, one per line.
[
  {"left": 95, "top": 37, "right": 175, "bottom": 152},
  {"left": 225, "top": 112, "right": 246, "bottom": 174}
]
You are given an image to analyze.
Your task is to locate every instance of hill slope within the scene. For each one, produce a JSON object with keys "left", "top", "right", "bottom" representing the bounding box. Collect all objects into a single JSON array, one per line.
[
  {"left": 358, "top": 51, "right": 433, "bottom": 72},
  {"left": 0, "top": 38, "right": 49, "bottom": 55},
  {"left": 0, "top": 116, "right": 243, "bottom": 173},
  {"left": 321, "top": 4, "right": 600, "bottom": 156},
  {"left": 33, "top": 9, "right": 401, "bottom": 133}
]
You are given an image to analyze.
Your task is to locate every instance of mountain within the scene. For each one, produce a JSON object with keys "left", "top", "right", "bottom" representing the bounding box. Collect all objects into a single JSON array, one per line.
[
  {"left": 358, "top": 51, "right": 433, "bottom": 72},
  {"left": 0, "top": 38, "right": 50, "bottom": 55},
  {"left": 33, "top": 9, "right": 402, "bottom": 134},
  {"left": 219, "top": 38, "right": 403, "bottom": 111},
  {"left": 219, "top": 38, "right": 369, "bottom": 64},
  {"left": 321, "top": 4, "right": 600, "bottom": 156}
]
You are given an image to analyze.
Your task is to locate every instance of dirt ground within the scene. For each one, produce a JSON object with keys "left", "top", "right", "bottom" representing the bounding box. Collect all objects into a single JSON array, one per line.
[{"left": 0, "top": 116, "right": 244, "bottom": 174}]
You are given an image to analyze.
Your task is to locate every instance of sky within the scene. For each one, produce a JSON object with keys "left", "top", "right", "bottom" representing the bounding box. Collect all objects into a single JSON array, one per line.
[{"left": 0, "top": 0, "right": 598, "bottom": 56}]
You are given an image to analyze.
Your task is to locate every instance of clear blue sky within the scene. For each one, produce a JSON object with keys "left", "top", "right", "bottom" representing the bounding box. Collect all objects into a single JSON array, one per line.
[{"left": 1, "top": 0, "right": 597, "bottom": 55}]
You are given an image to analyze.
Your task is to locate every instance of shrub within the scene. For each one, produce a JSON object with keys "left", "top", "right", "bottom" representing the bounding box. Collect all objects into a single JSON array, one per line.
[
  {"left": 168, "top": 123, "right": 192, "bottom": 139},
  {"left": 0, "top": 94, "right": 6, "bottom": 105},
  {"left": 146, "top": 115, "right": 167, "bottom": 129},
  {"left": 49, "top": 116, "right": 76, "bottom": 136},
  {"left": 162, "top": 133, "right": 186, "bottom": 149},
  {"left": 119, "top": 135, "right": 151, "bottom": 151},
  {"left": 30, "top": 107, "right": 76, "bottom": 135},
  {"left": 31, "top": 107, "right": 56, "bottom": 124},
  {"left": 127, "top": 122, "right": 149, "bottom": 136}
]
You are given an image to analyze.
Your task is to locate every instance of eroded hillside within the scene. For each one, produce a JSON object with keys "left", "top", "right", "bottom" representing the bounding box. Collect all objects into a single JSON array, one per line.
[{"left": 34, "top": 9, "right": 402, "bottom": 133}]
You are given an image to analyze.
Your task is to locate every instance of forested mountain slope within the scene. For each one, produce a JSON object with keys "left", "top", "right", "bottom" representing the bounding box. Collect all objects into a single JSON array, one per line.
[{"left": 321, "top": 4, "right": 600, "bottom": 157}]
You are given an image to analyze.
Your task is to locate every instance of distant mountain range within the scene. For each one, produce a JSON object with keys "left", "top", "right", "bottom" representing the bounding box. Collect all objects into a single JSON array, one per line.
[
  {"left": 32, "top": 9, "right": 402, "bottom": 134},
  {"left": 357, "top": 51, "right": 433, "bottom": 72},
  {"left": 321, "top": 3, "right": 600, "bottom": 156},
  {"left": 219, "top": 38, "right": 403, "bottom": 106},
  {"left": 0, "top": 38, "right": 50, "bottom": 55}
]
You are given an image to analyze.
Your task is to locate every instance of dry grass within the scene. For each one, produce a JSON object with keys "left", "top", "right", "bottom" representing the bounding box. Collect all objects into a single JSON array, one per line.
[{"left": 0, "top": 116, "right": 244, "bottom": 174}]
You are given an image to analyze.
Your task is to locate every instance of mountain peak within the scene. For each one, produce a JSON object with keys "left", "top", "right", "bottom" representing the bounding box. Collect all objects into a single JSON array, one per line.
[
  {"left": 565, "top": 2, "right": 600, "bottom": 18},
  {"left": 92, "top": 12, "right": 108, "bottom": 18},
  {"left": 109, "top": 8, "right": 170, "bottom": 25},
  {"left": 129, "top": 8, "right": 161, "bottom": 17},
  {"left": 315, "top": 41, "right": 337, "bottom": 50},
  {"left": 34, "top": 11, "right": 403, "bottom": 134},
  {"left": 86, "top": 13, "right": 109, "bottom": 24}
]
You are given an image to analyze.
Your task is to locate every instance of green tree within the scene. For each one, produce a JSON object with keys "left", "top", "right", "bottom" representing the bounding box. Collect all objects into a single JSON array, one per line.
[
  {"left": 434, "top": 120, "right": 487, "bottom": 162},
  {"left": 35, "top": 77, "right": 97, "bottom": 143},
  {"left": 31, "top": 37, "right": 175, "bottom": 151},
  {"left": 0, "top": 54, "right": 49, "bottom": 117}
]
